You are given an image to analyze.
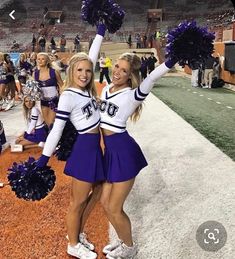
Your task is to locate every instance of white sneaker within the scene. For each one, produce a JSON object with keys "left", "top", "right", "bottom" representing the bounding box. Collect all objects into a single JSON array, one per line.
[
  {"left": 1, "top": 142, "right": 10, "bottom": 152},
  {"left": 106, "top": 242, "right": 138, "bottom": 259},
  {"left": 4, "top": 99, "right": 15, "bottom": 111},
  {"left": 79, "top": 232, "right": 95, "bottom": 251},
  {"left": 67, "top": 242, "right": 97, "bottom": 259},
  {"left": 38, "top": 141, "right": 45, "bottom": 148},
  {"left": 103, "top": 239, "right": 122, "bottom": 254},
  {"left": 1, "top": 100, "right": 8, "bottom": 110}
]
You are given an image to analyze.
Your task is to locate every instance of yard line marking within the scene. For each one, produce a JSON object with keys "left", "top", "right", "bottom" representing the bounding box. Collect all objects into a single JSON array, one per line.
[
  {"left": 208, "top": 98, "right": 212, "bottom": 100},
  {"left": 226, "top": 106, "right": 233, "bottom": 109},
  {"left": 216, "top": 102, "right": 221, "bottom": 104},
  {"left": 199, "top": 94, "right": 204, "bottom": 96},
  {"left": 192, "top": 91, "right": 197, "bottom": 93}
]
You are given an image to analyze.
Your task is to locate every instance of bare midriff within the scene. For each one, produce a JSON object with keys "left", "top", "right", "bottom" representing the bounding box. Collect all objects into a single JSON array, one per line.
[{"left": 101, "top": 128, "right": 116, "bottom": 136}]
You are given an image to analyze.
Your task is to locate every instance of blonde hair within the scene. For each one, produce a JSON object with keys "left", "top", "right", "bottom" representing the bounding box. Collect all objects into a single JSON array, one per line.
[
  {"left": 23, "top": 96, "right": 35, "bottom": 121},
  {"left": 63, "top": 52, "right": 97, "bottom": 96},
  {"left": 118, "top": 53, "right": 142, "bottom": 121},
  {"left": 37, "top": 52, "right": 52, "bottom": 68}
]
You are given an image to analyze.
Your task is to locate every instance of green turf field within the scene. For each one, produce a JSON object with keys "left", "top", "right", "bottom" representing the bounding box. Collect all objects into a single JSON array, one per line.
[{"left": 151, "top": 75, "right": 235, "bottom": 161}]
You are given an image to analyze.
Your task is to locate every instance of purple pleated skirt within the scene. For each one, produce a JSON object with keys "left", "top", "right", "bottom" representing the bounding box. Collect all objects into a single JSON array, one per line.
[
  {"left": 64, "top": 132, "right": 105, "bottom": 183},
  {"left": 24, "top": 127, "right": 47, "bottom": 143},
  {"left": 103, "top": 131, "right": 148, "bottom": 183}
]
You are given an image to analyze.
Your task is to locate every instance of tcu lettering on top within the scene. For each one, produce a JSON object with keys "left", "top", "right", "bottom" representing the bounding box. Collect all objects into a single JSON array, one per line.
[
  {"left": 99, "top": 100, "right": 119, "bottom": 117},
  {"left": 82, "top": 98, "right": 98, "bottom": 119}
]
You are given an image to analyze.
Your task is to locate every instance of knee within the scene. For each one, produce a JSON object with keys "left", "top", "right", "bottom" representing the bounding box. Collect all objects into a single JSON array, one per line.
[
  {"left": 68, "top": 196, "right": 87, "bottom": 212},
  {"left": 100, "top": 195, "right": 109, "bottom": 213}
]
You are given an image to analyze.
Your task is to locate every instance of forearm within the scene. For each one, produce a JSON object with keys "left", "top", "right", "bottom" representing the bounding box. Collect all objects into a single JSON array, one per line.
[
  {"left": 88, "top": 34, "right": 103, "bottom": 70},
  {"left": 139, "top": 63, "right": 170, "bottom": 94}
]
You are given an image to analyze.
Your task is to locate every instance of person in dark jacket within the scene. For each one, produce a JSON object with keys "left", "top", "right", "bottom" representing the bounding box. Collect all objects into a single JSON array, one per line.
[{"left": 147, "top": 52, "right": 157, "bottom": 73}]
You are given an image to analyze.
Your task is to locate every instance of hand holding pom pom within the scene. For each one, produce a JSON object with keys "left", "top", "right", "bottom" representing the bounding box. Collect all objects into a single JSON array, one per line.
[
  {"left": 165, "top": 20, "right": 215, "bottom": 67},
  {"left": 81, "top": 0, "right": 125, "bottom": 33},
  {"left": 54, "top": 120, "right": 77, "bottom": 161},
  {"left": 8, "top": 157, "right": 55, "bottom": 201},
  {"left": 36, "top": 155, "right": 50, "bottom": 168},
  {"left": 97, "top": 23, "right": 106, "bottom": 37}
]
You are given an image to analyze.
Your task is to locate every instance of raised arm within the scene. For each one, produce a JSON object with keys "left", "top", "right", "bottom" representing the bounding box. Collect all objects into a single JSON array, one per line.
[
  {"left": 135, "top": 60, "right": 175, "bottom": 100},
  {"left": 88, "top": 24, "right": 106, "bottom": 70}
]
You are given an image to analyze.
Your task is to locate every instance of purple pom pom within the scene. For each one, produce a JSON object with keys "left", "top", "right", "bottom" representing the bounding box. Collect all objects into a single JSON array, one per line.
[
  {"left": 165, "top": 20, "right": 215, "bottom": 67},
  {"left": 54, "top": 121, "right": 77, "bottom": 161},
  {"left": 8, "top": 157, "right": 56, "bottom": 201},
  {"left": 81, "top": 0, "right": 125, "bottom": 33}
]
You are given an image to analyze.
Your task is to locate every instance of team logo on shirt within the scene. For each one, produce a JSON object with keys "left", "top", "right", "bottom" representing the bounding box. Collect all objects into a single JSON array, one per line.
[
  {"left": 82, "top": 98, "right": 98, "bottom": 119},
  {"left": 99, "top": 100, "right": 119, "bottom": 117}
]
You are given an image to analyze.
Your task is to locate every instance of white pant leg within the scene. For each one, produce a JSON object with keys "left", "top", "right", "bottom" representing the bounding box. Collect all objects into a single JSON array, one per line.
[{"left": 191, "top": 69, "right": 199, "bottom": 87}]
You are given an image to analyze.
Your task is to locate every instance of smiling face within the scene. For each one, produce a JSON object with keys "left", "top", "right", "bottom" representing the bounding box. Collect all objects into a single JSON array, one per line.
[
  {"left": 72, "top": 60, "right": 93, "bottom": 90},
  {"left": 24, "top": 97, "right": 34, "bottom": 109},
  {"left": 37, "top": 54, "right": 49, "bottom": 68},
  {"left": 112, "top": 59, "right": 131, "bottom": 88}
]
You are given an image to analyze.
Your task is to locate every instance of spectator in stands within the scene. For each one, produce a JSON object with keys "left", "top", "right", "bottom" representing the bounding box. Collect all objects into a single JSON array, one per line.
[
  {"left": 38, "top": 23, "right": 46, "bottom": 36},
  {"left": 189, "top": 59, "right": 200, "bottom": 87},
  {"left": 15, "top": 96, "right": 47, "bottom": 150},
  {"left": 60, "top": 34, "right": 66, "bottom": 52},
  {"left": 11, "top": 40, "right": 19, "bottom": 50},
  {"left": 38, "top": 35, "right": 46, "bottom": 52},
  {"left": 127, "top": 34, "right": 132, "bottom": 48},
  {"left": 99, "top": 52, "right": 111, "bottom": 84},
  {"left": 143, "top": 34, "right": 147, "bottom": 48},
  {"left": 203, "top": 55, "right": 215, "bottom": 88},
  {"left": 50, "top": 37, "right": 56, "bottom": 51},
  {"left": 140, "top": 54, "right": 148, "bottom": 79},
  {"left": 135, "top": 33, "right": 141, "bottom": 48},
  {"left": 147, "top": 52, "right": 157, "bottom": 73},
  {"left": 74, "top": 34, "right": 80, "bottom": 52},
  {"left": 31, "top": 34, "right": 36, "bottom": 52}
]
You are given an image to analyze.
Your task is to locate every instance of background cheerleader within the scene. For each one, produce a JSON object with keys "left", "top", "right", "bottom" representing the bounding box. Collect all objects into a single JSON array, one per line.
[
  {"left": 33, "top": 52, "right": 63, "bottom": 128},
  {"left": 15, "top": 95, "right": 47, "bottom": 150}
]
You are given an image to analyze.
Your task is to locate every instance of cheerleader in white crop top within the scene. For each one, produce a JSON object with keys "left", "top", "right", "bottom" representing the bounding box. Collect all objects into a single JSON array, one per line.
[
  {"left": 36, "top": 24, "right": 106, "bottom": 258},
  {"left": 15, "top": 96, "right": 47, "bottom": 149},
  {"left": 99, "top": 53, "right": 176, "bottom": 258}
]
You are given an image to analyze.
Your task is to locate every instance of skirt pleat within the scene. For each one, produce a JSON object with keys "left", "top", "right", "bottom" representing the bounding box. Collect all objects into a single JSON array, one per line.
[
  {"left": 103, "top": 131, "right": 148, "bottom": 182},
  {"left": 64, "top": 132, "right": 105, "bottom": 183}
]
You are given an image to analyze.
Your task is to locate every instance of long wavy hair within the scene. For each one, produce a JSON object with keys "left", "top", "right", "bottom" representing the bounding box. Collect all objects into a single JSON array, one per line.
[
  {"left": 22, "top": 96, "right": 35, "bottom": 122},
  {"left": 63, "top": 52, "right": 97, "bottom": 97},
  {"left": 118, "top": 53, "right": 142, "bottom": 121}
]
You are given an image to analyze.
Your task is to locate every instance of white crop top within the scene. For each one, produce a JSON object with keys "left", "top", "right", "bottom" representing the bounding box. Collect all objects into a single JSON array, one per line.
[
  {"left": 100, "top": 62, "right": 170, "bottom": 133},
  {"left": 42, "top": 33, "right": 103, "bottom": 157},
  {"left": 26, "top": 107, "right": 45, "bottom": 134}
]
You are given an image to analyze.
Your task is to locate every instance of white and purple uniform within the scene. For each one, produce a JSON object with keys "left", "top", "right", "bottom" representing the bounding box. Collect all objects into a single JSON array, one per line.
[
  {"left": 100, "top": 63, "right": 170, "bottom": 182},
  {"left": 24, "top": 106, "right": 47, "bottom": 143},
  {"left": 34, "top": 67, "right": 59, "bottom": 110},
  {"left": 41, "top": 33, "right": 105, "bottom": 183}
]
